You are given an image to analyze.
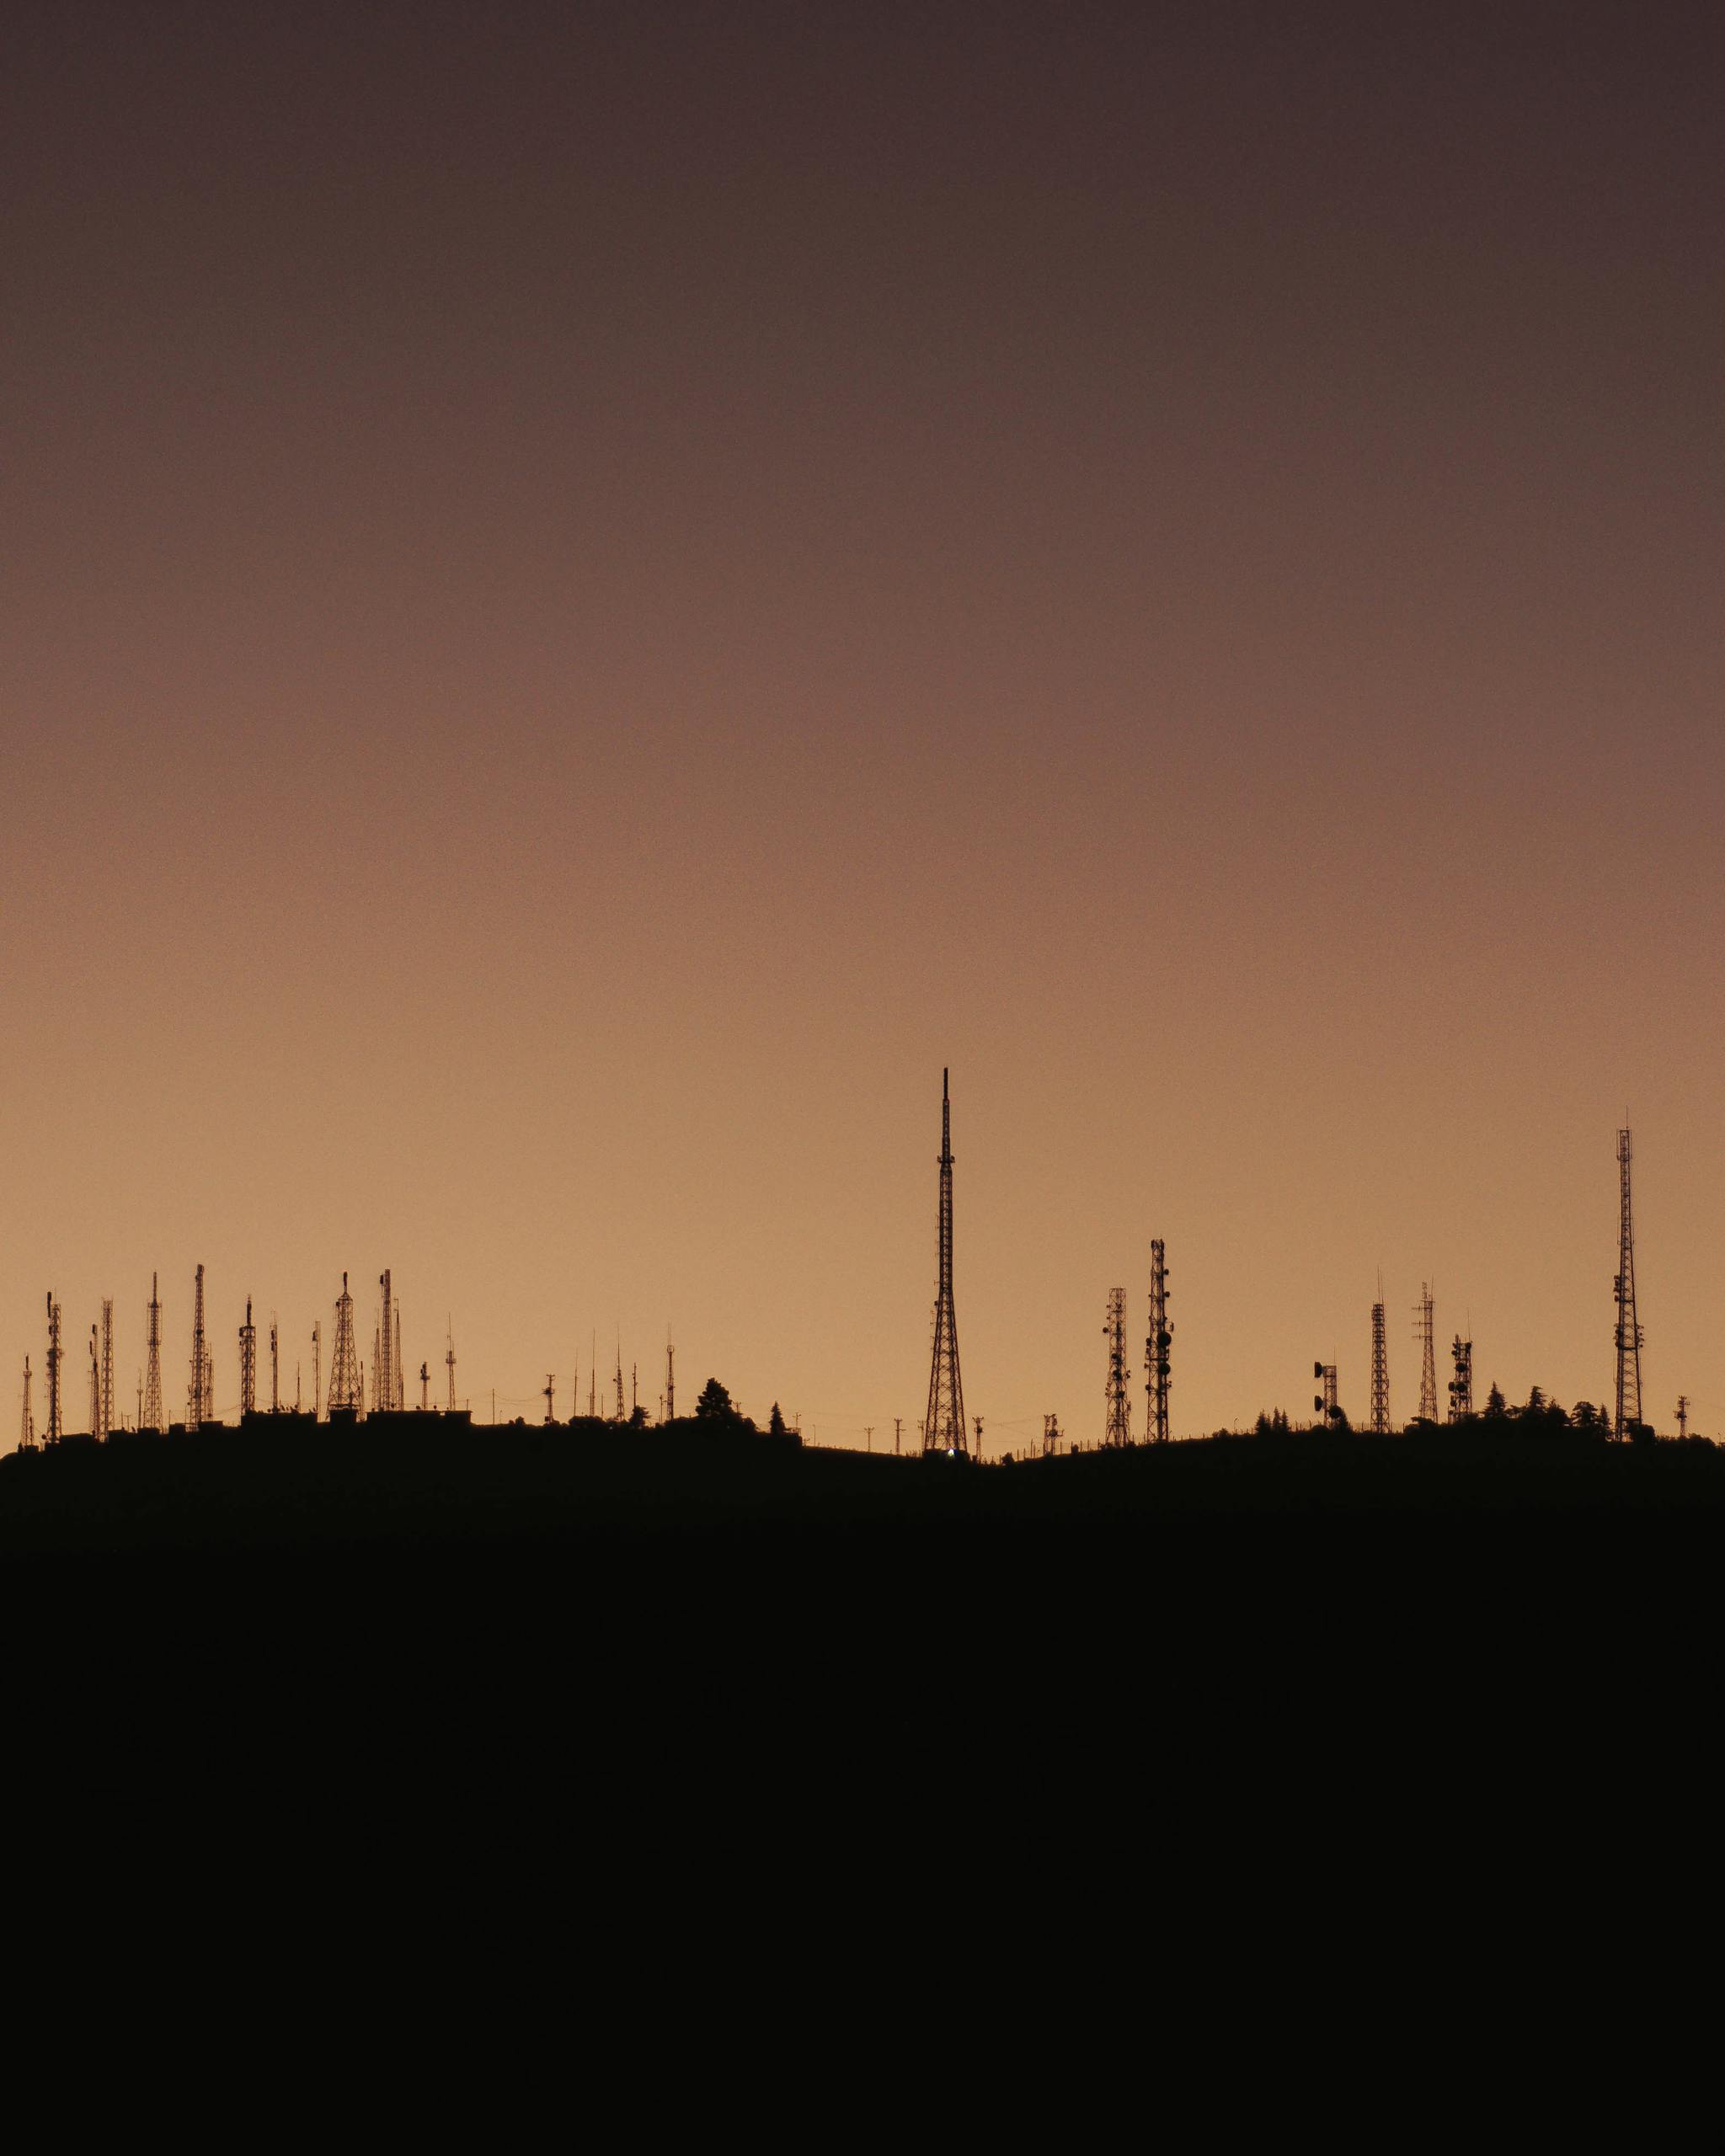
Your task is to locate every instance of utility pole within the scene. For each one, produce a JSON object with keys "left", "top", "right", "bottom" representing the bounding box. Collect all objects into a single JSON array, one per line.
[
  {"left": 1370, "top": 1293, "right": 1390, "bottom": 1435},
  {"left": 1413, "top": 1283, "right": 1438, "bottom": 1423},
  {"left": 1146, "top": 1241, "right": 1172, "bottom": 1444},
  {"left": 864, "top": 1425, "right": 873, "bottom": 1453},
  {"left": 1449, "top": 1335, "right": 1473, "bottom": 1421},
  {"left": 239, "top": 1299, "right": 257, "bottom": 1417},
  {"left": 1104, "top": 1288, "right": 1130, "bottom": 1446},
  {"left": 922, "top": 1070, "right": 969, "bottom": 1455},
  {"left": 1614, "top": 1123, "right": 1644, "bottom": 1441},
  {"left": 45, "top": 1294, "right": 62, "bottom": 1444},
  {"left": 144, "top": 1273, "right": 163, "bottom": 1433}
]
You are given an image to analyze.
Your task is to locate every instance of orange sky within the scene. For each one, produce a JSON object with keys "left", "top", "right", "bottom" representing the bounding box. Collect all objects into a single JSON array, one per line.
[{"left": 5, "top": 3, "right": 1722, "bottom": 1449}]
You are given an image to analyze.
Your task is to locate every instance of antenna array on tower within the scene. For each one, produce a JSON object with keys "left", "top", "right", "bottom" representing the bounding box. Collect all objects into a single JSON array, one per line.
[{"left": 1103, "top": 1288, "right": 1130, "bottom": 1447}]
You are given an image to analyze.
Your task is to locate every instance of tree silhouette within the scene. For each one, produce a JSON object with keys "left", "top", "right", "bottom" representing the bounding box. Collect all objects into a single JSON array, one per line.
[
  {"left": 768, "top": 1402, "right": 788, "bottom": 1437},
  {"left": 695, "top": 1379, "right": 736, "bottom": 1422},
  {"left": 1485, "top": 1383, "right": 1507, "bottom": 1417}
]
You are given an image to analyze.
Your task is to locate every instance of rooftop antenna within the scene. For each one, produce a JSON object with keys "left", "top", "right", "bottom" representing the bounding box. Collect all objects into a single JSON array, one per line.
[
  {"left": 1103, "top": 1289, "right": 1131, "bottom": 1447},
  {"left": 189, "top": 1263, "right": 208, "bottom": 1428},
  {"left": 922, "top": 1069, "right": 969, "bottom": 1455},
  {"left": 239, "top": 1298, "right": 257, "bottom": 1417},
  {"left": 1413, "top": 1283, "right": 1438, "bottom": 1423},
  {"left": 45, "top": 1294, "right": 62, "bottom": 1444},
  {"left": 1614, "top": 1122, "right": 1644, "bottom": 1441},
  {"left": 143, "top": 1273, "right": 163, "bottom": 1433},
  {"left": 1146, "top": 1240, "right": 1172, "bottom": 1444}
]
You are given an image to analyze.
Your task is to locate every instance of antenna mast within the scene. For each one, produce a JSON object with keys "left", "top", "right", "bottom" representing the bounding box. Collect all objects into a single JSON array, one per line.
[
  {"left": 328, "top": 1274, "right": 361, "bottom": 1413},
  {"left": 270, "top": 1315, "right": 280, "bottom": 1412},
  {"left": 1448, "top": 1334, "right": 1473, "bottom": 1421},
  {"left": 921, "top": 1069, "right": 969, "bottom": 1454},
  {"left": 100, "top": 1299, "right": 115, "bottom": 1438},
  {"left": 665, "top": 1330, "right": 675, "bottom": 1422},
  {"left": 378, "top": 1271, "right": 394, "bottom": 1414},
  {"left": 239, "top": 1299, "right": 257, "bottom": 1417},
  {"left": 1370, "top": 1291, "right": 1390, "bottom": 1434},
  {"left": 1413, "top": 1283, "right": 1438, "bottom": 1423},
  {"left": 88, "top": 1325, "right": 100, "bottom": 1439},
  {"left": 1146, "top": 1240, "right": 1172, "bottom": 1444},
  {"left": 144, "top": 1273, "right": 163, "bottom": 1433},
  {"left": 19, "top": 1358, "right": 35, "bottom": 1451},
  {"left": 189, "top": 1263, "right": 208, "bottom": 1428},
  {"left": 1103, "top": 1288, "right": 1130, "bottom": 1446},
  {"left": 312, "top": 1322, "right": 322, "bottom": 1419},
  {"left": 45, "top": 1294, "right": 62, "bottom": 1444},
  {"left": 1614, "top": 1123, "right": 1644, "bottom": 1440},
  {"left": 446, "top": 1319, "right": 457, "bottom": 1412}
]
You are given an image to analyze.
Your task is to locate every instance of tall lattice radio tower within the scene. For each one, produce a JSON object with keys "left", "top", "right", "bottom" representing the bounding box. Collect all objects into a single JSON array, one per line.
[
  {"left": 239, "top": 1299, "right": 257, "bottom": 1417},
  {"left": 19, "top": 1358, "right": 35, "bottom": 1452},
  {"left": 1146, "top": 1240, "right": 1172, "bottom": 1444},
  {"left": 45, "top": 1293, "right": 63, "bottom": 1444},
  {"left": 1370, "top": 1294, "right": 1390, "bottom": 1435},
  {"left": 328, "top": 1273, "right": 362, "bottom": 1413},
  {"left": 144, "top": 1274, "right": 163, "bottom": 1433},
  {"left": 100, "top": 1299, "right": 115, "bottom": 1438},
  {"left": 1103, "top": 1288, "right": 1131, "bottom": 1446},
  {"left": 188, "top": 1263, "right": 210, "bottom": 1428},
  {"left": 1614, "top": 1123, "right": 1643, "bottom": 1441},
  {"left": 921, "top": 1070, "right": 968, "bottom": 1455},
  {"left": 1413, "top": 1283, "right": 1438, "bottom": 1423}
]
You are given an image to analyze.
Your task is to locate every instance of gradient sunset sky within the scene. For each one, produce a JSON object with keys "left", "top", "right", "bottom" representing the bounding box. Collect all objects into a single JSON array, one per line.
[{"left": 6, "top": 2, "right": 1722, "bottom": 1447}]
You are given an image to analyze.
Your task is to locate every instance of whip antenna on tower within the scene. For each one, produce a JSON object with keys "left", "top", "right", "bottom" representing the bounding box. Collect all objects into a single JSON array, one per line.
[
  {"left": 144, "top": 1273, "right": 163, "bottom": 1433},
  {"left": 1614, "top": 1122, "right": 1644, "bottom": 1440},
  {"left": 1413, "top": 1283, "right": 1438, "bottom": 1423},
  {"left": 1146, "top": 1241, "right": 1172, "bottom": 1444},
  {"left": 1103, "top": 1289, "right": 1130, "bottom": 1447},
  {"left": 922, "top": 1070, "right": 969, "bottom": 1455}
]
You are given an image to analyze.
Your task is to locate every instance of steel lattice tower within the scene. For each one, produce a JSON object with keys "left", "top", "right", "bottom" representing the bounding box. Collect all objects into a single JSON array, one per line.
[
  {"left": 239, "top": 1298, "right": 257, "bottom": 1417},
  {"left": 1370, "top": 1297, "right": 1390, "bottom": 1434},
  {"left": 1448, "top": 1335, "right": 1473, "bottom": 1421},
  {"left": 1314, "top": 1362, "right": 1338, "bottom": 1425},
  {"left": 45, "top": 1294, "right": 63, "bottom": 1444},
  {"left": 189, "top": 1264, "right": 209, "bottom": 1428},
  {"left": 1103, "top": 1288, "right": 1131, "bottom": 1446},
  {"left": 378, "top": 1271, "right": 395, "bottom": 1414},
  {"left": 1614, "top": 1123, "right": 1643, "bottom": 1440},
  {"left": 1413, "top": 1284, "right": 1438, "bottom": 1423},
  {"left": 328, "top": 1274, "right": 361, "bottom": 1413},
  {"left": 88, "top": 1326, "right": 100, "bottom": 1440},
  {"left": 144, "top": 1273, "right": 163, "bottom": 1433},
  {"left": 921, "top": 1069, "right": 968, "bottom": 1455},
  {"left": 100, "top": 1299, "right": 115, "bottom": 1438},
  {"left": 19, "top": 1358, "right": 35, "bottom": 1452},
  {"left": 1146, "top": 1240, "right": 1172, "bottom": 1444}
]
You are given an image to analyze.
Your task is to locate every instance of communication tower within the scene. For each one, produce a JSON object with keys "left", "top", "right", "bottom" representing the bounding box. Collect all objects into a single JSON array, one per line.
[
  {"left": 189, "top": 1265, "right": 209, "bottom": 1428},
  {"left": 446, "top": 1321, "right": 457, "bottom": 1413},
  {"left": 1448, "top": 1336, "right": 1473, "bottom": 1421},
  {"left": 614, "top": 1340, "right": 625, "bottom": 1422},
  {"left": 270, "top": 1316, "right": 280, "bottom": 1412},
  {"left": 143, "top": 1274, "right": 163, "bottom": 1433},
  {"left": 419, "top": 1362, "right": 430, "bottom": 1412},
  {"left": 665, "top": 1331, "right": 676, "bottom": 1422},
  {"left": 543, "top": 1374, "right": 556, "bottom": 1424},
  {"left": 239, "top": 1299, "right": 257, "bottom": 1417},
  {"left": 1676, "top": 1396, "right": 1689, "bottom": 1442},
  {"left": 1103, "top": 1289, "right": 1131, "bottom": 1446},
  {"left": 1413, "top": 1285, "right": 1438, "bottom": 1422},
  {"left": 378, "top": 1272, "right": 395, "bottom": 1414},
  {"left": 100, "top": 1299, "right": 115, "bottom": 1438},
  {"left": 45, "top": 1294, "right": 62, "bottom": 1444},
  {"left": 1370, "top": 1296, "right": 1390, "bottom": 1434},
  {"left": 921, "top": 1070, "right": 969, "bottom": 1455},
  {"left": 328, "top": 1274, "right": 362, "bottom": 1413},
  {"left": 312, "top": 1322, "right": 322, "bottom": 1419},
  {"left": 88, "top": 1325, "right": 100, "bottom": 1439},
  {"left": 1313, "top": 1362, "right": 1338, "bottom": 1426},
  {"left": 1146, "top": 1240, "right": 1172, "bottom": 1444},
  {"left": 1043, "top": 1412, "right": 1061, "bottom": 1457},
  {"left": 19, "top": 1358, "right": 35, "bottom": 1452},
  {"left": 1614, "top": 1124, "right": 1644, "bottom": 1441}
]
